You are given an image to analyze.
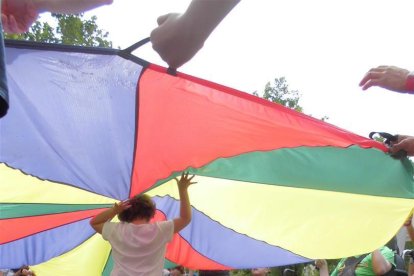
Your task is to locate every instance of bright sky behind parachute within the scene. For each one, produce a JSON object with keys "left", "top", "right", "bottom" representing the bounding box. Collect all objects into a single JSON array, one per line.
[
  {"left": 0, "top": 40, "right": 413, "bottom": 275},
  {"left": 88, "top": 0, "right": 414, "bottom": 139}
]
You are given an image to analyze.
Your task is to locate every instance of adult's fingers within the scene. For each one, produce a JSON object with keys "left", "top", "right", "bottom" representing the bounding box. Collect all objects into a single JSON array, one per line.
[
  {"left": 361, "top": 79, "right": 382, "bottom": 91},
  {"left": 1, "top": 15, "right": 10, "bottom": 33},
  {"left": 156, "top": 13, "right": 172, "bottom": 26},
  {"left": 390, "top": 141, "right": 404, "bottom": 154},
  {"left": 359, "top": 71, "right": 383, "bottom": 87},
  {"left": 2, "top": 15, "right": 16, "bottom": 33},
  {"left": 396, "top": 135, "right": 410, "bottom": 143},
  {"left": 9, "top": 15, "right": 21, "bottom": 33}
]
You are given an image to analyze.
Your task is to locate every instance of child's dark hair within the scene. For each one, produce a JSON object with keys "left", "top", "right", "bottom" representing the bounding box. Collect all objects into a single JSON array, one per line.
[
  {"left": 173, "top": 266, "right": 185, "bottom": 274},
  {"left": 118, "top": 194, "right": 156, "bottom": 222}
]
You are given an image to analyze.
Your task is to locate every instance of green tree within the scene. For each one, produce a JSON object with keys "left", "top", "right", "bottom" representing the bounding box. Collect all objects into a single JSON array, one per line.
[
  {"left": 254, "top": 77, "right": 329, "bottom": 121},
  {"left": 4, "top": 13, "right": 112, "bottom": 47},
  {"left": 230, "top": 269, "right": 250, "bottom": 276},
  {"left": 253, "top": 77, "right": 303, "bottom": 112}
]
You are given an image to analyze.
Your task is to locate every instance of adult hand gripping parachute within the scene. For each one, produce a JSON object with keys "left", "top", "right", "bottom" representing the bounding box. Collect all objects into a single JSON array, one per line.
[{"left": 0, "top": 40, "right": 413, "bottom": 275}]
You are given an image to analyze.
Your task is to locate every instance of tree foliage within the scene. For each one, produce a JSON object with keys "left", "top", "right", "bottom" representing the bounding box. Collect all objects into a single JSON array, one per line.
[
  {"left": 4, "top": 13, "right": 112, "bottom": 47},
  {"left": 254, "top": 77, "right": 303, "bottom": 113},
  {"left": 254, "top": 77, "right": 330, "bottom": 121}
]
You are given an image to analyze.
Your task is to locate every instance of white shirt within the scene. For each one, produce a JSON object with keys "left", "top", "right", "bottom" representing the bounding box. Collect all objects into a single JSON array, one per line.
[
  {"left": 0, "top": 269, "right": 14, "bottom": 276},
  {"left": 102, "top": 220, "right": 174, "bottom": 276}
]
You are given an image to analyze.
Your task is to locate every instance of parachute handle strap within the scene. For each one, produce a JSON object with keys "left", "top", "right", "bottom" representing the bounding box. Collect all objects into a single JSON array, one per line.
[
  {"left": 369, "top": 131, "right": 398, "bottom": 146},
  {"left": 167, "top": 67, "right": 177, "bottom": 76},
  {"left": 120, "top": 37, "right": 150, "bottom": 55},
  {"left": 369, "top": 131, "right": 407, "bottom": 159},
  {"left": 120, "top": 37, "right": 177, "bottom": 76}
]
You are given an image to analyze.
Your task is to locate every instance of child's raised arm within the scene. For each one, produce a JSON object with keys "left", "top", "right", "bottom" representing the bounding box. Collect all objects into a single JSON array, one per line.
[{"left": 173, "top": 171, "right": 196, "bottom": 233}]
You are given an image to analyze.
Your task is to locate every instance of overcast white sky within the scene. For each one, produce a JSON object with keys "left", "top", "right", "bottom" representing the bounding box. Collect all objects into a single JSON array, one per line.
[{"left": 82, "top": 0, "right": 414, "bottom": 138}]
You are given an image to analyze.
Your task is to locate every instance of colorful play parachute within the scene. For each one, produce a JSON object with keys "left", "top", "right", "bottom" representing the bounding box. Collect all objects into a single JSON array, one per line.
[{"left": 0, "top": 40, "right": 413, "bottom": 275}]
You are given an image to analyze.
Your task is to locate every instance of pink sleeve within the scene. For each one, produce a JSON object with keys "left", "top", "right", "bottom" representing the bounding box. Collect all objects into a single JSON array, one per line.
[{"left": 406, "top": 72, "right": 414, "bottom": 92}]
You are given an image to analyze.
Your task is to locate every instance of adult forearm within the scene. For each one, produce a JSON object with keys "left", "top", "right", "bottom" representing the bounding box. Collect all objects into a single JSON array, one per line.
[
  {"left": 182, "top": 0, "right": 240, "bottom": 36},
  {"left": 90, "top": 207, "right": 117, "bottom": 226},
  {"left": 407, "top": 225, "right": 414, "bottom": 241},
  {"left": 372, "top": 250, "right": 391, "bottom": 275},
  {"left": 409, "top": 263, "right": 414, "bottom": 276},
  {"left": 32, "top": 0, "right": 113, "bottom": 14},
  {"left": 179, "top": 188, "right": 191, "bottom": 222},
  {"left": 319, "top": 266, "right": 329, "bottom": 276}
]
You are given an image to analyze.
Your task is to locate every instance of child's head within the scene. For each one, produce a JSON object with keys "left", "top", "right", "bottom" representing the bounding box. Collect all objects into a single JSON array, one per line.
[
  {"left": 13, "top": 265, "right": 36, "bottom": 276},
  {"left": 170, "top": 266, "right": 185, "bottom": 276},
  {"left": 118, "top": 194, "right": 156, "bottom": 222}
]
